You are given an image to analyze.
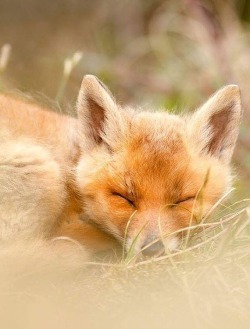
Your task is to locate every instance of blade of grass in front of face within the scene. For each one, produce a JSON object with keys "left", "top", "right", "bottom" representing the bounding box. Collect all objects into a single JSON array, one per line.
[
  {"left": 127, "top": 203, "right": 189, "bottom": 264},
  {"left": 127, "top": 230, "right": 226, "bottom": 268},
  {"left": 216, "top": 198, "right": 250, "bottom": 215},
  {"left": 157, "top": 208, "right": 178, "bottom": 269},
  {"left": 128, "top": 207, "right": 235, "bottom": 265},
  {"left": 213, "top": 212, "right": 248, "bottom": 260},
  {"left": 122, "top": 210, "right": 137, "bottom": 261},
  {"left": 201, "top": 188, "right": 235, "bottom": 222},
  {"left": 183, "top": 169, "right": 210, "bottom": 250},
  {"left": 125, "top": 222, "right": 148, "bottom": 264},
  {"left": 128, "top": 208, "right": 247, "bottom": 268},
  {"left": 191, "top": 207, "right": 248, "bottom": 245}
]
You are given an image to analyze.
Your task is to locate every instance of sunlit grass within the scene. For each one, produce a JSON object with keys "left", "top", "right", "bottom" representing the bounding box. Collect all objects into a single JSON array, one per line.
[
  {"left": 0, "top": 44, "right": 11, "bottom": 73},
  {"left": 0, "top": 199, "right": 249, "bottom": 328},
  {"left": 55, "top": 51, "right": 83, "bottom": 103}
]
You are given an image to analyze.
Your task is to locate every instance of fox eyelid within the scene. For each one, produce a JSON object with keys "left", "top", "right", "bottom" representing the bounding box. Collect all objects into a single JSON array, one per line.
[
  {"left": 112, "top": 192, "right": 135, "bottom": 207},
  {"left": 176, "top": 196, "right": 195, "bottom": 204}
]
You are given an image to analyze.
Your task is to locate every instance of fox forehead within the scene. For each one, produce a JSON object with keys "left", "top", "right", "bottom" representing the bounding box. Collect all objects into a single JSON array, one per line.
[
  {"left": 127, "top": 111, "right": 187, "bottom": 154},
  {"left": 105, "top": 112, "right": 203, "bottom": 203}
]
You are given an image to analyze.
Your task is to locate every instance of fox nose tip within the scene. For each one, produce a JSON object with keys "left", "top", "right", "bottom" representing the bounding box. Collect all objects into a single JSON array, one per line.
[{"left": 141, "top": 240, "right": 165, "bottom": 257}]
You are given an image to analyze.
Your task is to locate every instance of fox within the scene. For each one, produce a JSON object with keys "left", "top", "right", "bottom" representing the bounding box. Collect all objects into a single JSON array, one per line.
[{"left": 0, "top": 75, "right": 242, "bottom": 257}]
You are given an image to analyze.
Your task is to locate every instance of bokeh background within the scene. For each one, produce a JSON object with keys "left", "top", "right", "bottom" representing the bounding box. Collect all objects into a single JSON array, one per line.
[{"left": 0, "top": 0, "right": 249, "bottom": 195}]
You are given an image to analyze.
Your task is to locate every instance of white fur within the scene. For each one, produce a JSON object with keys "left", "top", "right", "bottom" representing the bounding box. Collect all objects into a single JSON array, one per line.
[{"left": 0, "top": 140, "right": 66, "bottom": 239}]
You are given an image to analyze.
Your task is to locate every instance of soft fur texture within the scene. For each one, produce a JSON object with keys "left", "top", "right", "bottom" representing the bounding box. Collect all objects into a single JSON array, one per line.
[{"left": 0, "top": 76, "right": 242, "bottom": 255}]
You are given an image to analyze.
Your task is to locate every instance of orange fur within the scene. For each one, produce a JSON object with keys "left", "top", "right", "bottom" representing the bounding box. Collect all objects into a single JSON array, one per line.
[{"left": 0, "top": 77, "right": 242, "bottom": 256}]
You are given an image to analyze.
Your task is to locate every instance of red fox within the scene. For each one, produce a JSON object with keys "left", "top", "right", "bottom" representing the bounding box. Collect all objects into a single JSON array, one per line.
[{"left": 0, "top": 76, "right": 242, "bottom": 256}]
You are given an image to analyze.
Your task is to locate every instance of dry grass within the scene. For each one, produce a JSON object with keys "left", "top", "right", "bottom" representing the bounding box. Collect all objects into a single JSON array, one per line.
[{"left": 0, "top": 199, "right": 249, "bottom": 329}]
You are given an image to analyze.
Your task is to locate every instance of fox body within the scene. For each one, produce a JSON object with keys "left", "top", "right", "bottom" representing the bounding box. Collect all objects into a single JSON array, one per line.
[{"left": 0, "top": 76, "right": 242, "bottom": 256}]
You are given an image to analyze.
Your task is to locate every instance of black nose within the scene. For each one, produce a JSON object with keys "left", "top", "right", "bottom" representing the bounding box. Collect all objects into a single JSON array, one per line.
[{"left": 141, "top": 240, "right": 164, "bottom": 257}]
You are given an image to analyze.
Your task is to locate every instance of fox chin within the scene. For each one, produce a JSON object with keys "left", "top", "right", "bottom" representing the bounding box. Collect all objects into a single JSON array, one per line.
[{"left": 0, "top": 75, "right": 242, "bottom": 257}]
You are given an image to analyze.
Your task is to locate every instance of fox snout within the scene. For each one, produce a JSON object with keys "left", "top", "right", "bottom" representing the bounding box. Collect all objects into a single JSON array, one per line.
[
  {"left": 141, "top": 238, "right": 165, "bottom": 257},
  {"left": 125, "top": 211, "right": 181, "bottom": 257},
  {"left": 126, "top": 229, "right": 180, "bottom": 258}
]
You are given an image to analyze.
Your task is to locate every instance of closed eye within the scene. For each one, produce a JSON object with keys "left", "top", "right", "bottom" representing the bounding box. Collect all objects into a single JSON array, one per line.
[
  {"left": 112, "top": 192, "right": 135, "bottom": 207},
  {"left": 175, "top": 196, "right": 195, "bottom": 204}
]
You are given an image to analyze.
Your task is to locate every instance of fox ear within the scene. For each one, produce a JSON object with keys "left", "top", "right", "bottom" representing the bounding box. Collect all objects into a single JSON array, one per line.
[
  {"left": 77, "top": 75, "right": 121, "bottom": 151},
  {"left": 190, "top": 85, "right": 242, "bottom": 164}
]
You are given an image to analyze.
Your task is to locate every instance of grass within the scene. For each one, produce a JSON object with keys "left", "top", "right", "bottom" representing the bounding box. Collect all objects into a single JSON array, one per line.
[{"left": 0, "top": 196, "right": 249, "bottom": 329}]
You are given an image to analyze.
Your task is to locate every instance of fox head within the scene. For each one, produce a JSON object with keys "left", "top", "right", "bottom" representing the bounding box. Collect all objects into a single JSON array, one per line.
[{"left": 75, "top": 75, "right": 242, "bottom": 257}]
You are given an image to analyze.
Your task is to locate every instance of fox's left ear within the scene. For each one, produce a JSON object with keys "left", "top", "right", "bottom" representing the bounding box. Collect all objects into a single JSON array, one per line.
[
  {"left": 190, "top": 85, "right": 242, "bottom": 164},
  {"left": 76, "top": 75, "right": 124, "bottom": 151}
]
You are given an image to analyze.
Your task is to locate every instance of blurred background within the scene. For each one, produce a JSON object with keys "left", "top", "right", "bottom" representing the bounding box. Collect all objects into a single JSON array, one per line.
[{"left": 0, "top": 0, "right": 249, "bottom": 196}]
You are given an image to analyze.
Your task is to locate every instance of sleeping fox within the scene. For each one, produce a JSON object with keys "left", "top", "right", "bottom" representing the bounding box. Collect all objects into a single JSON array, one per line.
[{"left": 0, "top": 75, "right": 242, "bottom": 256}]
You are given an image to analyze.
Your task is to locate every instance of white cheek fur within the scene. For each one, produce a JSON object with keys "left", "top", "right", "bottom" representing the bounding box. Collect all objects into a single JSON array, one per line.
[{"left": 164, "top": 236, "right": 180, "bottom": 252}]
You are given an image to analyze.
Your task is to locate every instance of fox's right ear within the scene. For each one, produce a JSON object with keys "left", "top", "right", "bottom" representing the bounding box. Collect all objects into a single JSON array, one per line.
[
  {"left": 76, "top": 75, "right": 123, "bottom": 151},
  {"left": 189, "top": 85, "right": 242, "bottom": 164}
]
